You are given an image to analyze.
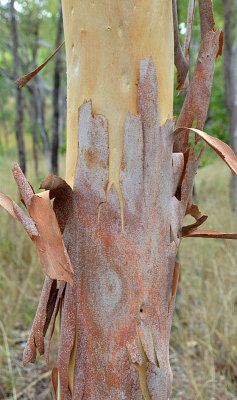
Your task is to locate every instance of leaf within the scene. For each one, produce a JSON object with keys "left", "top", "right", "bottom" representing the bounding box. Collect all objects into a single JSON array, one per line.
[{"left": 15, "top": 41, "right": 65, "bottom": 89}]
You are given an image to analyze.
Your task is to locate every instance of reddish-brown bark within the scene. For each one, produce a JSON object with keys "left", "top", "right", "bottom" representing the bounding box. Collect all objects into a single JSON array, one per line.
[
  {"left": 1, "top": 58, "right": 237, "bottom": 399},
  {"left": 15, "top": 42, "right": 64, "bottom": 89},
  {"left": 174, "top": 28, "right": 223, "bottom": 152}
]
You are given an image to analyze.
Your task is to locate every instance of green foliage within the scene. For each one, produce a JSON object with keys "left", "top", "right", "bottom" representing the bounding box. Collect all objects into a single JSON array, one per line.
[{"left": 0, "top": 0, "right": 65, "bottom": 171}]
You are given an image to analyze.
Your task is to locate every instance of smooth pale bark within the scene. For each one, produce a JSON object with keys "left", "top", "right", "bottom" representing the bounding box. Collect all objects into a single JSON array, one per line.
[{"left": 62, "top": 0, "right": 174, "bottom": 191}]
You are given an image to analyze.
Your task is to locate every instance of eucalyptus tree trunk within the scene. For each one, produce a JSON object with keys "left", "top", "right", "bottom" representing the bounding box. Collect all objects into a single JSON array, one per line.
[
  {"left": 2, "top": 1, "right": 237, "bottom": 400},
  {"left": 61, "top": 3, "right": 174, "bottom": 398}
]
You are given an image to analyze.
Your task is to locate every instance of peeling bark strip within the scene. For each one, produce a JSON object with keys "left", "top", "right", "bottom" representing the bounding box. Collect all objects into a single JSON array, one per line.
[
  {"left": 173, "top": 0, "right": 224, "bottom": 152},
  {"left": 0, "top": 164, "right": 73, "bottom": 284},
  {"left": 23, "top": 277, "right": 57, "bottom": 366},
  {"left": 1, "top": 59, "right": 237, "bottom": 399},
  {"left": 15, "top": 41, "right": 65, "bottom": 89},
  {"left": 174, "top": 28, "right": 223, "bottom": 153}
]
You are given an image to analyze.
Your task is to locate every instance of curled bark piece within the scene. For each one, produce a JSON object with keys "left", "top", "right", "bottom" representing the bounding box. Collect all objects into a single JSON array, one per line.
[
  {"left": 40, "top": 174, "right": 72, "bottom": 198},
  {"left": 13, "top": 203, "right": 39, "bottom": 238},
  {"left": 15, "top": 41, "right": 65, "bottom": 88},
  {"left": 46, "top": 282, "right": 65, "bottom": 365},
  {"left": 23, "top": 277, "right": 57, "bottom": 366},
  {"left": 182, "top": 214, "right": 208, "bottom": 237},
  {"left": 186, "top": 203, "right": 203, "bottom": 219},
  {"left": 174, "top": 28, "right": 223, "bottom": 152},
  {"left": 28, "top": 191, "right": 73, "bottom": 284},
  {"left": 0, "top": 193, "right": 39, "bottom": 237},
  {"left": 198, "top": 0, "right": 215, "bottom": 38},
  {"left": 175, "top": 127, "right": 237, "bottom": 175},
  {"left": 0, "top": 193, "right": 19, "bottom": 219},
  {"left": 171, "top": 145, "right": 204, "bottom": 243},
  {"left": 2, "top": 167, "right": 72, "bottom": 283},
  {"left": 186, "top": 229, "right": 237, "bottom": 239},
  {"left": 172, "top": 0, "right": 189, "bottom": 89},
  {"left": 40, "top": 175, "right": 73, "bottom": 233}
]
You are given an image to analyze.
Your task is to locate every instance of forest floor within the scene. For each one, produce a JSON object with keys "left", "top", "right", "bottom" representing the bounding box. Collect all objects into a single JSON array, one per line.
[{"left": 0, "top": 149, "right": 236, "bottom": 400}]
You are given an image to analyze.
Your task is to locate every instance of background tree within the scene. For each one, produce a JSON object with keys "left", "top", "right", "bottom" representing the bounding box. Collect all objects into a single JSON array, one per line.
[
  {"left": 223, "top": 0, "right": 237, "bottom": 210},
  {"left": 10, "top": 0, "right": 26, "bottom": 173}
]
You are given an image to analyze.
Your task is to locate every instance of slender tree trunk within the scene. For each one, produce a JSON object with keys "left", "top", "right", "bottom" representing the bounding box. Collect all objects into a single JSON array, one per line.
[
  {"left": 10, "top": 0, "right": 26, "bottom": 174},
  {"left": 232, "top": 0, "right": 237, "bottom": 209},
  {"left": 223, "top": 0, "right": 237, "bottom": 211},
  {"left": 31, "top": 23, "right": 40, "bottom": 178},
  {"left": 32, "top": 97, "right": 39, "bottom": 177},
  {"left": 51, "top": 6, "right": 63, "bottom": 175}
]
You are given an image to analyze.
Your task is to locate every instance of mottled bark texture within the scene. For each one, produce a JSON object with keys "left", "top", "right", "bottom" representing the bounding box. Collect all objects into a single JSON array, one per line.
[{"left": 2, "top": 59, "right": 237, "bottom": 399}]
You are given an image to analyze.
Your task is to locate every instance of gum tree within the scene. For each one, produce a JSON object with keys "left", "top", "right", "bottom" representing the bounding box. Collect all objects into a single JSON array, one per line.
[{"left": 1, "top": 1, "right": 237, "bottom": 399}]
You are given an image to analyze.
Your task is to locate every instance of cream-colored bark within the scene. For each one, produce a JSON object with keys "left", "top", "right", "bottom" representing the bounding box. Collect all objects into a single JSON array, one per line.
[{"left": 62, "top": 0, "right": 174, "bottom": 190}]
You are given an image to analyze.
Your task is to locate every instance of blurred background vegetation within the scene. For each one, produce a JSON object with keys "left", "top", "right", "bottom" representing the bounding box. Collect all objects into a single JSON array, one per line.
[{"left": 0, "top": 0, "right": 236, "bottom": 399}]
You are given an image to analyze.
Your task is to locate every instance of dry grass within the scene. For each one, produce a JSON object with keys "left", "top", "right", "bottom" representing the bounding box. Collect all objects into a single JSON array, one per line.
[
  {"left": 171, "top": 157, "right": 237, "bottom": 399},
  {"left": 0, "top": 151, "right": 236, "bottom": 399}
]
